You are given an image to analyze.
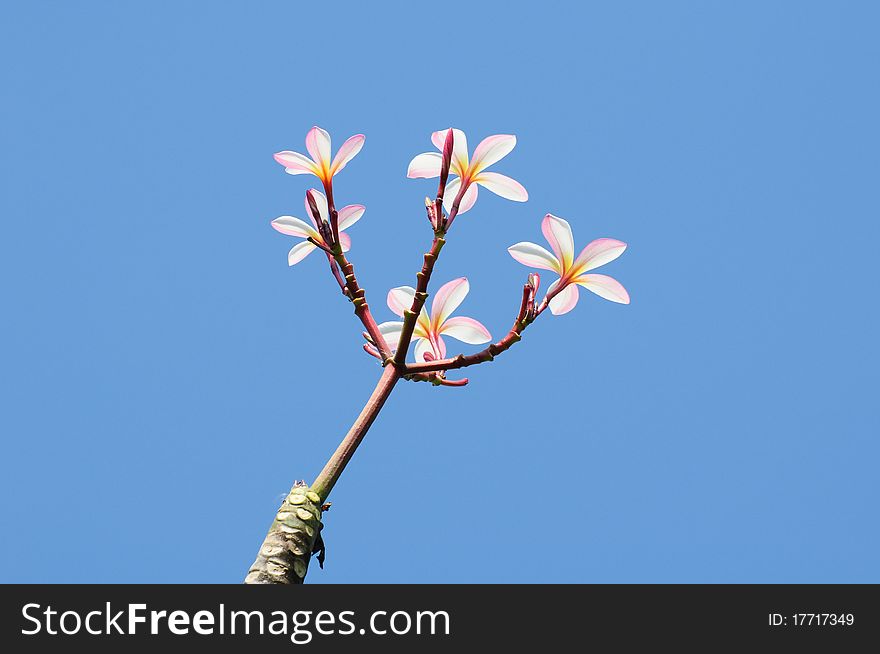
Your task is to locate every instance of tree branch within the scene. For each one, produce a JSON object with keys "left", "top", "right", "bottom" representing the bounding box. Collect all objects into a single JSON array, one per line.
[
  {"left": 328, "top": 245, "right": 391, "bottom": 361},
  {"left": 311, "top": 364, "right": 401, "bottom": 501},
  {"left": 404, "top": 282, "right": 537, "bottom": 375},
  {"left": 393, "top": 234, "right": 446, "bottom": 365}
]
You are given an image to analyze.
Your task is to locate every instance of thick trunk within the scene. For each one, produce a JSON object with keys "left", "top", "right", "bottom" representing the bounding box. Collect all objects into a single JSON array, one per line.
[
  {"left": 244, "top": 482, "right": 324, "bottom": 584},
  {"left": 244, "top": 365, "right": 400, "bottom": 584}
]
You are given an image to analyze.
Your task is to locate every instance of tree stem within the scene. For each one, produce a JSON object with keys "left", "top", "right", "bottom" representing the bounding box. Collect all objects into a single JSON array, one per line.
[{"left": 311, "top": 364, "right": 401, "bottom": 501}]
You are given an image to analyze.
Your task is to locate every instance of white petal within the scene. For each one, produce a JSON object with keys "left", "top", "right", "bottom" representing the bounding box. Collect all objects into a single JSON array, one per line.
[
  {"left": 330, "top": 134, "right": 365, "bottom": 176},
  {"left": 338, "top": 231, "right": 352, "bottom": 252},
  {"left": 287, "top": 241, "right": 316, "bottom": 266},
  {"left": 414, "top": 338, "right": 434, "bottom": 362},
  {"left": 407, "top": 152, "right": 442, "bottom": 179},
  {"left": 377, "top": 321, "right": 404, "bottom": 350},
  {"left": 443, "top": 177, "right": 461, "bottom": 211},
  {"left": 548, "top": 283, "right": 580, "bottom": 315},
  {"left": 387, "top": 286, "right": 416, "bottom": 317},
  {"left": 455, "top": 182, "right": 478, "bottom": 214},
  {"left": 470, "top": 134, "right": 516, "bottom": 173},
  {"left": 507, "top": 242, "right": 562, "bottom": 273},
  {"left": 431, "top": 277, "right": 469, "bottom": 327},
  {"left": 273, "top": 150, "right": 318, "bottom": 175},
  {"left": 575, "top": 274, "right": 630, "bottom": 304},
  {"left": 474, "top": 171, "right": 528, "bottom": 202},
  {"left": 572, "top": 238, "right": 628, "bottom": 274},
  {"left": 271, "top": 216, "right": 319, "bottom": 240},
  {"left": 440, "top": 316, "right": 492, "bottom": 344},
  {"left": 444, "top": 177, "right": 478, "bottom": 213},
  {"left": 337, "top": 204, "right": 365, "bottom": 231},
  {"left": 542, "top": 213, "right": 575, "bottom": 271},
  {"left": 305, "top": 126, "right": 331, "bottom": 170}
]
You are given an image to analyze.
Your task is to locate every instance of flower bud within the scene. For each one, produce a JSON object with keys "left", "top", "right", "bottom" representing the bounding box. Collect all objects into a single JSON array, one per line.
[{"left": 528, "top": 272, "right": 540, "bottom": 295}]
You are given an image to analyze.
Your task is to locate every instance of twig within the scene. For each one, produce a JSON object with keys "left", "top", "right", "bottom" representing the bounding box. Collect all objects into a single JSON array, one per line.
[
  {"left": 404, "top": 282, "right": 538, "bottom": 375},
  {"left": 331, "top": 244, "right": 392, "bottom": 361},
  {"left": 394, "top": 130, "right": 460, "bottom": 364}
]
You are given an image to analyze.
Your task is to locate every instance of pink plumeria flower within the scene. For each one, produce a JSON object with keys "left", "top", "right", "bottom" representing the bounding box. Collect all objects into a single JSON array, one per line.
[
  {"left": 407, "top": 128, "right": 528, "bottom": 214},
  {"left": 274, "top": 126, "right": 365, "bottom": 187},
  {"left": 508, "top": 213, "right": 630, "bottom": 315},
  {"left": 377, "top": 277, "right": 492, "bottom": 362},
  {"left": 270, "top": 189, "right": 365, "bottom": 265}
]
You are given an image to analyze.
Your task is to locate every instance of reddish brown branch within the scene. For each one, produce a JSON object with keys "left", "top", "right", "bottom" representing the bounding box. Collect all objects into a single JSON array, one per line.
[
  {"left": 404, "top": 282, "right": 537, "bottom": 375},
  {"left": 393, "top": 234, "right": 446, "bottom": 365},
  {"left": 405, "top": 370, "right": 470, "bottom": 387},
  {"left": 329, "top": 246, "right": 391, "bottom": 361},
  {"left": 306, "top": 182, "right": 392, "bottom": 360},
  {"left": 326, "top": 254, "right": 350, "bottom": 297}
]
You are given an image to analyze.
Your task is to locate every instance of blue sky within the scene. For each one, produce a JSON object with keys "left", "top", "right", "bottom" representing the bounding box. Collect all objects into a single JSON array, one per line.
[{"left": 2, "top": 1, "right": 878, "bottom": 583}]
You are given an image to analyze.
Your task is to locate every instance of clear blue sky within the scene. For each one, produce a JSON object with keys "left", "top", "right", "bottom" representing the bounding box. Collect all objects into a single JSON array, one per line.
[{"left": 2, "top": 1, "right": 878, "bottom": 583}]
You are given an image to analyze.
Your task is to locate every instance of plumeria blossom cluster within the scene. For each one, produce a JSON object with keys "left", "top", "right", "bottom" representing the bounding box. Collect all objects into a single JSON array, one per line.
[
  {"left": 273, "top": 126, "right": 367, "bottom": 257},
  {"left": 269, "top": 125, "right": 629, "bottom": 385},
  {"left": 252, "top": 124, "right": 632, "bottom": 585}
]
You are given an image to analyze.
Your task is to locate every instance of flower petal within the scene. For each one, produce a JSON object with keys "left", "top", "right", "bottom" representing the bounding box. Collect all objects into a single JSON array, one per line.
[
  {"left": 542, "top": 214, "right": 575, "bottom": 271},
  {"left": 431, "top": 277, "right": 469, "bottom": 328},
  {"left": 330, "top": 134, "right": 364, "bottom": 176},
  {"left": 575, "top": 273, "right": 630, "bottom": 304},
  {"left": 287, "top": 241, "right": 316, "bottom": 266},
  {"left": 304, "top": 189, "right": 329, "bottom": 225},
  {"left": 414, "top": 338, "right": 433, "bottom": 363},
  {"left": 417, "top": 310, "right": 433, "bottom": 337},
  {"left": 430, "top": 129, "right": 449, "bottom": 151},
  {"left": 305, "top": 126, "right": 331, "bottom": 171},
  {"left": 435, "top": 335, "right": 447, "bottom": 358},
  {"left": 443, "top": 177, "right": 461, "bottom": 209},
  {"left": 407, "top": 152, "right": 443, "bottom": 179},
  {"left": 474, "top": 171, "right": 528, "bottom": 202},
  {"left": 431, "top": 128, "right": 468, "bottom": 175},
  {"left": 387, "top": 286, "right": 416, "bottom": 317},
  {"left": 338, "top": 232, "right": 352, "bottom": 252},
  {"left": 444, "top": 177, "right": 478, "bottom": 213},
  {"left": 456, "top": 181, "right": 479, "bottom": 214},
  {"left": 274, "top": 150, "right": 318, "bottom": 175},
  {"left": 507, "top": 242, "right": 561, "bottom": 273},
  {"left": 440, "top": 316, "right": 492, "bottom": 344},
  {"left": 470, "top": 134, "right": 516, "bottom": 173},
  {"left": 386, "top": 285, "right": 431, "bottom": 331},
  {"left": 337, "top": 204, "right": 365, "bottom": 231},
  {"left": 572, "top": 238, "right": 628, "bottom": 275},
  {"left": 548, "top": 282, "right": 580, "bottom": 315},
  {"left": 377, "top": 321, "right": 404, "bottom": 350},
  {"left": 271, "top": 216, "right": 320, "bottom": 240}
]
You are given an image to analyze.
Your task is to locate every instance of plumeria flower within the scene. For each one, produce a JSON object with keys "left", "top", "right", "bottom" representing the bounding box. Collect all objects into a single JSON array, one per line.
[
  {"left": 407, "top": 128, "right": 528, "bottom": 214},
  {"left": 508, "top": 213, "right": 630, "bottom": 315},
  {"left": 270, "top": 189, "right": 365, "bottom": 265},
  {"left": 377, "top": 277, "right": 492, "bottom": 362},
  {"left": 274, "top": 126, "right": 365, "bottom": 187}
]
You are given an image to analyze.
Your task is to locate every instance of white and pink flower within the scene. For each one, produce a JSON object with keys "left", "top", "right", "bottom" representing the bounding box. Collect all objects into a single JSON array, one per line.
[
  {"left": 407, "top": 128, "right": 528, "bottom": 214},
  {"left": 274, "top": 126, "right": 365, "bottom": 187},
  {"left": 270, "top": 189, "right": 364, "bottom": 265},
  {"left": 377, "top": 277, "right": 492, "bottom": 362},
  {"left": 508, "top": 213, "right": 630, "bottom": 314}
]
